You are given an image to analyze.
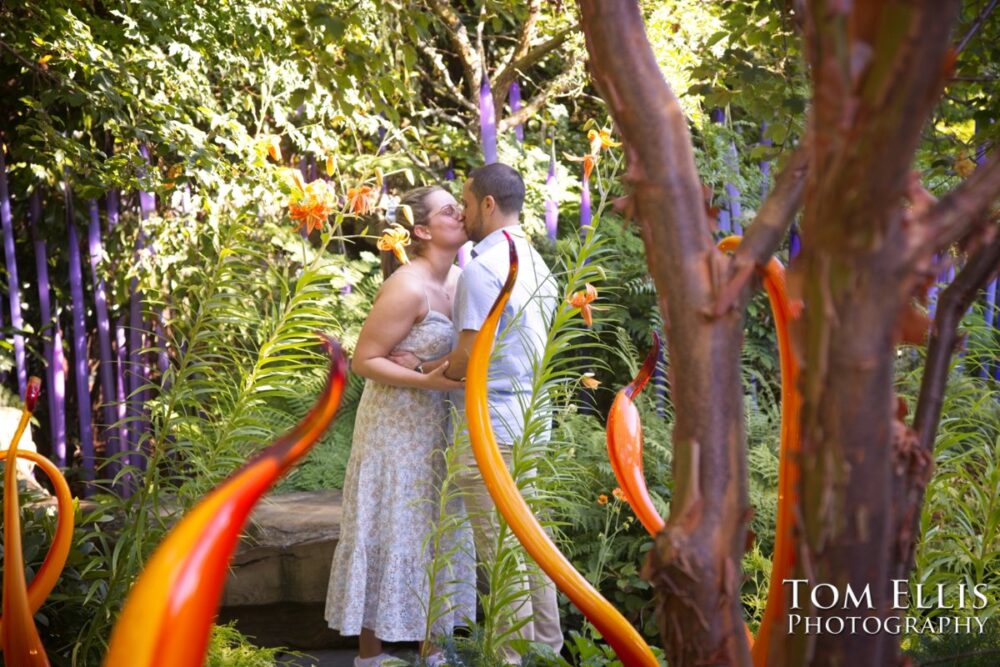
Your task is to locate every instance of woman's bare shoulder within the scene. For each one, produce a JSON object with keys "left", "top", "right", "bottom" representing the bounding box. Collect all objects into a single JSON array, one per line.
[{"left": 375, "top": 266, "right": 428, "bottom": 305}]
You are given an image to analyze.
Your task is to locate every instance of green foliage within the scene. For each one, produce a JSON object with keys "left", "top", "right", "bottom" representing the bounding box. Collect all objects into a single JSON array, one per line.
[
  {"left": 2, "top": 0, "right": 399, "bottom": 189},
  {"left": 903, "top": 617, "right": 1000, "bottom": 667},
  {"left": 553, "top": 402, "right": 669, "bottom": 642},
  {"left": 904, "top": 370, "right": 1000, "bottom": 621},
  {"left": 888, "top": 308, "right": 1000, "bottom": 661},
  {"left": 685, "top": 1, "right": 808, "bottom": 150},
  {"left": 205, "top": 623, "right": 301, "bottom": 667}
]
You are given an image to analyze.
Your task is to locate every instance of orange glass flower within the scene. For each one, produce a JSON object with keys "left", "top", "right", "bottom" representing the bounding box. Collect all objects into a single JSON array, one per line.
[
  {"left": 378, "top": 223, "right": 412, "bottom": 264},
  {"left": 569, "top": 283, "right": 598, "bottom": 327},
  {"left": 347, "top": 185, "right": 375, "bottom": 215},
  {"left": 289, "top": 179, "right": 337, "bottom": 235}
]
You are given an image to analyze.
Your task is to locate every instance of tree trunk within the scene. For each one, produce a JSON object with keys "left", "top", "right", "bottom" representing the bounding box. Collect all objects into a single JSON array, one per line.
[
  {"left": 776, "top": 3, "right": 961, "bottom": 664},
  {"left": 580, "top": 3, "right": 752, "bottom": 664},
  {"left": 577, "top": 1, "right": 1000, "bottom": 665}
]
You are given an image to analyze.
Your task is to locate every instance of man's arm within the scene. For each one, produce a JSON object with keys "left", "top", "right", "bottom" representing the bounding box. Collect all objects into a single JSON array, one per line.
[{"left": 439, "top": 329, "right": 477, "bottom": 379}]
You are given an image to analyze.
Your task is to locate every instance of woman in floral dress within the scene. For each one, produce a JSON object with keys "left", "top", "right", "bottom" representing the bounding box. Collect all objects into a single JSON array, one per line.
[{"left": 325, "top": 185, "right": 475, "bottom": 667}]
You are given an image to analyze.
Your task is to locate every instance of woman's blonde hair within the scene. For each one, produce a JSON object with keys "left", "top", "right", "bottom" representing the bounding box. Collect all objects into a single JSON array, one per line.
[{"left": 380, "top": 185, "right": 446, "bottom": 278}]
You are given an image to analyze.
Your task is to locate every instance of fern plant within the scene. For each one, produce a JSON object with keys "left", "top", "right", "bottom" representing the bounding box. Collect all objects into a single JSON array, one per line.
[{"left": 59, "top": 178, "right": 361, "bottom": 663}]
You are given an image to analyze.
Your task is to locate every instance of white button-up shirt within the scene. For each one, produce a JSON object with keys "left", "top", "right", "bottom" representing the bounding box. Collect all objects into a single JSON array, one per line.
[{"left": 451, "top": 225, "right": 558, "bottom": 446}]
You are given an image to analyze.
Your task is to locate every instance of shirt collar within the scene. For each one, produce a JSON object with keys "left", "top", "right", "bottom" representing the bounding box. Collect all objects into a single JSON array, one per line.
[{"left": 471, "top": 224, "right": 525, "bottom": 258}]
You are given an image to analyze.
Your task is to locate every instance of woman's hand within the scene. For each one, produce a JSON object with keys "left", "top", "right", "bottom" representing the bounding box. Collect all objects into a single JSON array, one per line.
[{"left": 418, "top": 361, "right": 464, "bottom": 391}]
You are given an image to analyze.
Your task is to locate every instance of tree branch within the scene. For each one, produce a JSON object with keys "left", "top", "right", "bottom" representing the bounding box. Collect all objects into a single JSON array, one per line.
[
  {"left": 494, "top": 23, "right": 578, "bottom": 103},
  {"left": 0, "top": 37, "right": 74, "bottom": 88},
  {"left": 415, "top": 42, "right": 477, "bottom": 113},
  {"left": 492, "top": 0, "right": 542, "bottom": 104},
  {"left": 475, "top": 1, "right": 488, "bottom": 76},
  {"left": 909, "top": 150, "right": 1000, "bottom": 263},
  {"left": 913, "top": 231, "right": 1000, "bottom": 454},
  {"left": 894, "top": 230, "right": 1000, "bottom": 584},
  {"left": 507, "top": 0, "right": 542, "bottom": 69},
  {"left": 715, "top": 142, "right": 808, "bottom": 314},
  {"left": 496, "top": 68, "right": 577, "bottom": 133},
  {"left": 426, "top": 0, "right": 480, "bottom": 98},
  {"left": 580, "top": 1, "right": 751, "bottom": 664}
]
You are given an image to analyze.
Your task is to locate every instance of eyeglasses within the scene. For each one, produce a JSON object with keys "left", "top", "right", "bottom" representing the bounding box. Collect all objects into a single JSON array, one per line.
[{"left": 431, "top": 204, "right": 463, "bottom": 219}]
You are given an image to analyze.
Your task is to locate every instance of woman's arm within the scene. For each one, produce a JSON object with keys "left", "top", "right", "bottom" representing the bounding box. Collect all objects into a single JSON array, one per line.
[
  {"left": 387, "top": 265, "right": 469, "bottom": 376},
  {"left": 351, "top": 277, "right": 463, "bottom": 391}
]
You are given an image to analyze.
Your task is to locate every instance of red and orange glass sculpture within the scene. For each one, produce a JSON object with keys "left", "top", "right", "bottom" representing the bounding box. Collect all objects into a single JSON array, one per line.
[
  {"left": 1, "top": 337, "right": 346, "bottom": 667},
  {"left": 105, "top": 336, "right": 346, "bottom": 666}
]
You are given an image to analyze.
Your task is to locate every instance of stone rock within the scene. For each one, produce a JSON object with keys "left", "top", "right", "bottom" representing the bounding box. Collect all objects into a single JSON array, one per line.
[
  {"left": 222, "top": 489, "right": 342, "bottom": 607},
  {"left": 220, "top": 489, "right": 351, "bottom": 649}
]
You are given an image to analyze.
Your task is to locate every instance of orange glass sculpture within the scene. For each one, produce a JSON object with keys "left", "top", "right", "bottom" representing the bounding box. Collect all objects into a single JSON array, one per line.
[
  {"left": 2, "top": 376, "right": 61, "bottom": 666},
  {"left": 465, "top": 231, "right": 659, "bottom": 667},
  {"left": 105, "top": 335, "right": 346, "bottom": 667},
  {"left": 606, "top": 332, "right": 665, "bottom": 537}
]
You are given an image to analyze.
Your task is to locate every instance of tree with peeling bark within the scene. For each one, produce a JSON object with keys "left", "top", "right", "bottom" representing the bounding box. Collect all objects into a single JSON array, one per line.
[{"left": 578, "top": 1, "right": 1000, "bottom": 665}]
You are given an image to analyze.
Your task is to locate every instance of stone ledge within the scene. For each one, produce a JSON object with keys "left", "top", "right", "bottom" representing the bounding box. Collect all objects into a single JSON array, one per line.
[
  {"left": 219, "top": 489, "right": 348, "bottom": 648},
  {"left": 222, "top": 489, "right": 343, "bottom": 608}
]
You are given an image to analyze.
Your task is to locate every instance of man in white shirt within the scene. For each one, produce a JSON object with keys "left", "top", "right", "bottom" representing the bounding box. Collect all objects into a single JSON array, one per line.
[{"left": 394, "top": 163, "right": 562, "bottom": 663}]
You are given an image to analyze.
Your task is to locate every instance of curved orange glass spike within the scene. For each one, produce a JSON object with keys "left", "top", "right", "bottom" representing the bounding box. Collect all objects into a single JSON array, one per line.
[
  {"left": 0, "top": 447, "right": 75, "bottom": 640},
  {"left": 466, "top": 231, "right": 659, "bottom": 667},
  {"left": 606, "top": 336, "right": 755, "bottom": 649},
  {"left": 606, "top": 332, "right": 665, "bottom": 537},
  {"left": 105, "top": 336, "right": 347, "bottom": 667},
  {"left": 2, "top": 376, "right": 51, "bottom": 666},
  {"left": 716, "top": 236, "right": 801, "bottom": 666}
]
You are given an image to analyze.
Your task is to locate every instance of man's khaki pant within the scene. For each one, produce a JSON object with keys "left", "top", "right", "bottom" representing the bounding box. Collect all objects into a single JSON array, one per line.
[{"left": 456, "top": 448, "right": 563, "bottom": 663}]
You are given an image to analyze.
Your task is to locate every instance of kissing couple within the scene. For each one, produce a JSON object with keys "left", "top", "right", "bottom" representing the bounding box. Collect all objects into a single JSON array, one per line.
[{"left": 325, "top": 163, "right": 564, "bottom": 666}]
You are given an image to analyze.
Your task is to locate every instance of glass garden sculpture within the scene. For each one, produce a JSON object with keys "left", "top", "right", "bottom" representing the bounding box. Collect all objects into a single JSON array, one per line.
[
  {"left": 1, "top": 337, "right": 347, "bottom": 667},
  {"left": 465, "top": 231, "right": 659, "bottom": 667}
]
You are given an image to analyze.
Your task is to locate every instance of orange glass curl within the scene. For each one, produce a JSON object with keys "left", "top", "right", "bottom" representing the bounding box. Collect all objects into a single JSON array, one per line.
[
  {"left": 104, "top": 336, "right": 347, "bottom": 667},
  {"left": 465, "top": 232, "right": 658, "bottom": 667},
  {"left": 716, "top": 236, "right": 802, "bottom": 665},
  {"left": 606, "top": 332, "right": 665, "bottom": 537},
  {"left": 2, "top": 376, "right": 53, "bottom": 666}
]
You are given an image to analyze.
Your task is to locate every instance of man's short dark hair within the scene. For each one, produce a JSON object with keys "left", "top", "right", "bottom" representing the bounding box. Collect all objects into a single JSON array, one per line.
[{"left": 468, "top": 163, "right": 525, "bottom": 215}]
